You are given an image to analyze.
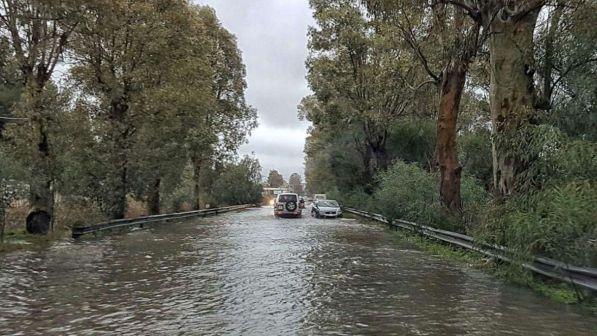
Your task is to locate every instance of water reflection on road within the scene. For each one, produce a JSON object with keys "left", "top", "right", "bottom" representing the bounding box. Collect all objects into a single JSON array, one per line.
[{"left": 0, "top": 207, "right": 595, "bottom": 335}]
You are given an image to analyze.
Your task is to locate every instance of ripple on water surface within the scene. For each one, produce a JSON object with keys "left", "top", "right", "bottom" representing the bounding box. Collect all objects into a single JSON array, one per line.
[{"left": 0, "top": 207, "right": 595, "bottom": 335}]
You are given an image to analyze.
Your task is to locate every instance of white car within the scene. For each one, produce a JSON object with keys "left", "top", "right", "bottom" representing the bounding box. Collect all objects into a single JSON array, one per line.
[
  {"left": 274, "top": 193, "right": 303, "bottom": 218},
  {"left": 313, "top": 194, "right": 327, "bottom": 202},
  {"left": 311, "top": 200, "right": 342, "bottom": 218}
]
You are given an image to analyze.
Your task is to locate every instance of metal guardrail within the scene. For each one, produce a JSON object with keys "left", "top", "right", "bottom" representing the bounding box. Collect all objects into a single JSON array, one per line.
[
  {"left": 345, "top": 208, "right": 597, "bottom": 293},
  {"left": 72, "top": 204, "right": 254, "bottom": 238}
]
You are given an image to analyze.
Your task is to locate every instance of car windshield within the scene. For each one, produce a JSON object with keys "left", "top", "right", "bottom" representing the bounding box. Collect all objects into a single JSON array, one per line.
[
  {"left": 317, "top": 200, "right": 339, "bottom": 207},
  {"left": 278, "top": 194, "right": 297, "bottom": 202}
]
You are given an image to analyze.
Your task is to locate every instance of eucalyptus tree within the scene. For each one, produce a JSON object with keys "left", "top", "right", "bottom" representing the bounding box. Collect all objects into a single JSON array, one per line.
[
  {"left": 0, "top": 36, "right": 21, "bottom": 129},
  {"left": 129, "top": 3, "right": 212, "bottom": 215},
  {"left": 534, "top": 0, "right": 597, "bottom": 141},
  {"left": 69, "top": 0, "right": 194, "bottom": 218},
  {"left": 307, "top": 0, "right": 421, "bottom": 190},
  {"left": 0, "top": 0, "right": 81, "bottom": 232},
  {"left": 434, "top": 0, "right": 595, "bottom": 196},
  {"left": 189, "top": 6, "right": 257, "bottom": 210},
  {"left": 364, "top": 0, "right": 488, "bottom": 211},
  {"left": 398, "top": 0, "right": 546, "bottom": 197}
]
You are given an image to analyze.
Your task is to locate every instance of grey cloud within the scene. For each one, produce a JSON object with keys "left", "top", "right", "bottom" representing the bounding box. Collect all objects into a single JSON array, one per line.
[
  {"left": 198, "top": 0, "right": 313, "bottom": 177},
  {"left": 198, "top": 0, "right": 313, "bottom": 127},
  {"left": 238, "top": 125, "right": 307, "bottom": 179}
]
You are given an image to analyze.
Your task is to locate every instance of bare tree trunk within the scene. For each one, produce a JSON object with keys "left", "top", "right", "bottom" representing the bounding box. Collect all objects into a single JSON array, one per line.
[
  {"left": 538, "top": 0, "right": 564, "bottom": 108},
  {"left": 362, "top": 142, "right": 376, "bottom": 194},
  {"left": 192, "top": 155, "right": 202, "bottom": 210},
  {"left": 109, "top": 165, "right": 128, "bottom": 219},
  {"left": 370, "top": 139, "right": 390, "bottom": 172},
  {"left": 148, "top": 177, "right": 161, "bottom": 215},
  {"left": 488, "top": 5, "right": 543, "bottom": 197},
  {"left": 1, "top": 208, "right": 6, "bottom": 243},
  {"left": 436, "top": 63, "right": 467, "bottom": 212},
  {"left": 27, "top": 103, "right": 52, "bottom": 234},
  {"left": 108, "top": 99, "right": 129, "bottom": 219}
]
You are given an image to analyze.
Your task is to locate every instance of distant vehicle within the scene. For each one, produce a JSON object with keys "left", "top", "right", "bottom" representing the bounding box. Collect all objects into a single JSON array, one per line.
[
  {"left": 313, "top": 194, "right": 327, "bottom": 201},
  {"left": 311, "top": 200, "right": 342, "bottom": 218},
  {"left": 274, "top": 193, "right": 302, "bottom": 218}
]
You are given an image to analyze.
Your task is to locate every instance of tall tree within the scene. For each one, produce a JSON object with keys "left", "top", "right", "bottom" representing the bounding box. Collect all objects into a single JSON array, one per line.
[
  {"left": 129, "top": 3, "right": 212, "bottom": 215},
  {"left": 288, "top": 173, "right": 304, "bottom": 194},
  {"left": 189, "top": 6, "right": 257, "bottom": 210},
  {"left": 70, "top": 0, "right": 197, "bottom": 218},
  {"left": 0, "top": 0, "right": 80, "bottom": 232},
  {"left": 307, "top": 0, "right": 421, "bottom": 191},
  {"left": 365, "top": 0, "right": 487, "bottom": 211},
  {"left": 427, "top": 0, "right": 546, "bottom": 196},
  {"left": 267, "top": 170, "right": 285, "bottom": 188}
]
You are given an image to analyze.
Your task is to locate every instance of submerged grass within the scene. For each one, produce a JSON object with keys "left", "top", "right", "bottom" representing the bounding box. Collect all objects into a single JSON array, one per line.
[
  {"left": 0, "top": 229, "right": 70, "bottom": 254},
  {"left": 347, "top": 213, "right": 597, "bottom": 312}
]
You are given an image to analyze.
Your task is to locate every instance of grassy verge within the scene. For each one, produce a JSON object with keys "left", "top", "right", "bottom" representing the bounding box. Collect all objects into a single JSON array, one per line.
[
  {"left": 0, "top": 229, "right": 70, "bottom": 254},
  {"left": 348, "top": 213, "right": 597, "bottom": 312}
]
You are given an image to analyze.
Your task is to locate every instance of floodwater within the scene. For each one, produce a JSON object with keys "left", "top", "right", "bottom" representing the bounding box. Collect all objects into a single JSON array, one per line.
[{"left": 0, "top": 207, "right": 595, "bottom": 335}]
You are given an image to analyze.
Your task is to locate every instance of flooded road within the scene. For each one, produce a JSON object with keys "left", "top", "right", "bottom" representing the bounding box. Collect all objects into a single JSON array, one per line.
[{"left": 0, "top": 207, "right": 595, "bottom": 335}]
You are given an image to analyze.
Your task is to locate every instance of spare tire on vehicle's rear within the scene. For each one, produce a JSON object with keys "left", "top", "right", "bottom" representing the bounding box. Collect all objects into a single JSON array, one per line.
[{"left": 285, "top": 201, "right": 297, "bottom": 212}]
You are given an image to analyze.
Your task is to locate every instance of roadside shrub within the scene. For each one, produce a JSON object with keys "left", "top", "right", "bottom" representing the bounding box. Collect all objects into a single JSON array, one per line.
[
  {"left": 458, "top": 130, "right": 493, "bottom": 189},
  {"left": 512, "top": 125, "right": 596, "bottom": 190},
  {"left": 374, "top": 161, "right": 488, "bottom": 233},
  {"left": 552, "top": 139, "right": 596, "bottom": 183},
  {"left": 460, "top": 175, "right": 490, "bottom": 229},
  {"left": 387, "top": 119, "right": 436, "bottom": 169},
  {"left": 480, "top": 181, "right": 597, "bottom": 266},
  {"left": 375, "top": 161, "right": 440, "bottom": 224}
]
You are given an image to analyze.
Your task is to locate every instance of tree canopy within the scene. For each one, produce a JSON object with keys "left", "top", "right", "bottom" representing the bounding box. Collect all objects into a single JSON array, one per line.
[
  {"left": 267, "top": 170, "right": 285, "bottom": 188},
  {"left": 0, "top": 0, "right": 260, "bottom": 231}
]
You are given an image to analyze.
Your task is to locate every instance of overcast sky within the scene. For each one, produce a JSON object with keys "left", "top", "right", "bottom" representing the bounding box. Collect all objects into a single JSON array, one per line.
[{"left": 197, "top": 0, "right": 313, "bottom": 181}]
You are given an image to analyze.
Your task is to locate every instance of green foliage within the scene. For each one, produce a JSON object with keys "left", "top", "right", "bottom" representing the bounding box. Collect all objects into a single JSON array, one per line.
[
  {"left": 507, "top": 125, "right": 597, "bottom": 191},
  {"left": 480, "top": 181, "right": 597, "bottom": 266},
  {"left": 288, "top": 173, "right": 304, "bottom": 194},
  {"left": 161, "top": 165, "right": 195, "bottom": 212},
  {"left": 375, "top": 161, "right": 439, "bottom": 223},
  {"left": 304, "top": 126, "right": 369, "bottom": 194},
  {"left": 0, "top": 36, "right": 22, "bottom": 122},
  {"left": 458, "top": 130, "right": 493, "bottom": 189},
  {"left": 212, "top": 156, "right": 263, "bottom": 206},
  {"left": 0, "top": 0, "right": 257, "bottom": 225},
  {"left": 387, "top": 119, "right": 436, "bottom": 168},
  {"left": 551, "top": 139, "right": 596, "bottom": 183},
  {"left": 267, "top": 170, "right": 285, "bottom": 188},
  {"left": 371, "top": 161, "right": 488, "bottom": 232}
]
